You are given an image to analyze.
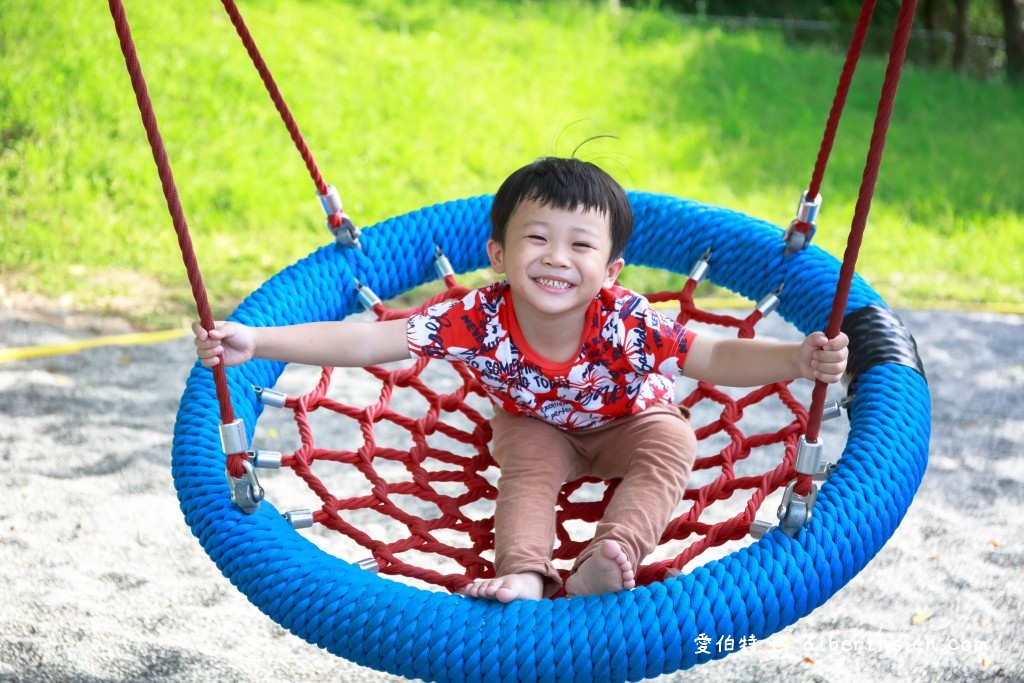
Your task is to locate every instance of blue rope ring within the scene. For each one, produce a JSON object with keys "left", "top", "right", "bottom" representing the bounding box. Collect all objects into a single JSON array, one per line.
[{"left": 172, "top": 192, "right": 930, "bottom": 680}]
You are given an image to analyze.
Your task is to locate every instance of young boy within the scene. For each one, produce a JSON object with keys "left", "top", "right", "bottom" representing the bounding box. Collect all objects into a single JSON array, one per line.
[{"left": 193, "top": 157, "right": 849, "bottom": 603}]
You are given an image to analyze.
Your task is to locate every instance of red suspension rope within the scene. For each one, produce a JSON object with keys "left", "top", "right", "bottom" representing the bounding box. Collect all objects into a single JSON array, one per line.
[
  {"left": 108, "top": 0, "right": 248, "bottom": 476},
  {"left": 787, "top": 0, "right": 877, "bottom": 242},
  {"left": 805, "top": 0, "right": 878, "bottom": 203},
  {"left": 218, "top": 0, "right": 331, "bottom": 197},
  {"left": 798, "top": 0, "right": 918, "bottom": 495}
]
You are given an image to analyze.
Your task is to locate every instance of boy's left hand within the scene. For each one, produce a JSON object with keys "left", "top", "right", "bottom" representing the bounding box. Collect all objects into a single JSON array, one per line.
[{"left": 799, "top": 332, "right": 850, "bottom": 383}]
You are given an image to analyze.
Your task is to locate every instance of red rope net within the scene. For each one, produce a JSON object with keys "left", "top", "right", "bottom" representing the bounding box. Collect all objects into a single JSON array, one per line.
[{"left": 257, "top": 271, "right": 809, "bottom": 596}]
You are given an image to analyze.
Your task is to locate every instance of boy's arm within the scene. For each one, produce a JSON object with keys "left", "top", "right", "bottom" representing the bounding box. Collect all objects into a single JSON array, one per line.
[
  {"left": 682, "top": 332, "right": 849, "bottom": 387},
  {"left": 253, "top": 318, "right": 412, "bottom": 367},
  {"left": 194, "top": 318, "right": 412, "bottom": 368}
]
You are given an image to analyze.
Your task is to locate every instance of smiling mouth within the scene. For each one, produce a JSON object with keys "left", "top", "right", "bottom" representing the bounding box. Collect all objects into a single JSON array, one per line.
[{"left": 533, "top": 277, "right": 575, "bottom": 290}]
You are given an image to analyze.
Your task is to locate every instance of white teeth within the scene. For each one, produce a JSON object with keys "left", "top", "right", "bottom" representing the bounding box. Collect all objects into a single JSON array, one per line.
[{"left": 535, "top": 278, "right": 572, "bottom": 290}]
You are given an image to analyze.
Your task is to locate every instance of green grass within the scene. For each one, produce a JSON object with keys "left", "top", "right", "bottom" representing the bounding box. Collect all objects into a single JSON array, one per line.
[{"left": 2, "top": 0, "right": 1022, "bottom": 328}]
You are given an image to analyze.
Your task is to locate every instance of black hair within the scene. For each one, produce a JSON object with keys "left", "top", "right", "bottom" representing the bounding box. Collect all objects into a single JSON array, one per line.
[{"left": 490, "top": 157, "right": 633, "bottom": 263}]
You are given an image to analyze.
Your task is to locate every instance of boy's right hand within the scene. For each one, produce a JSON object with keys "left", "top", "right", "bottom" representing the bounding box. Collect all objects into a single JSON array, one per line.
[{"left": 192, "top": 321, "right": 256, "bottom": 368}]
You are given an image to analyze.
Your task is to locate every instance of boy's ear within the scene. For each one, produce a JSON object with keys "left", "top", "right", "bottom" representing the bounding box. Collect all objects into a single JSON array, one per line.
[
  {"left": 486, "top": 239, "right": 506, "bottom": 274},
  {"left": 604, "top": 257, "right": 624, "bottom": 287}
]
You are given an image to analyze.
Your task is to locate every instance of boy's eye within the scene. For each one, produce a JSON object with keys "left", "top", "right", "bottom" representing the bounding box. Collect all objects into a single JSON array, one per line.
[
  {"left": 573, "top": 242, "right": 593, "bottom": 249},
  {"left": 527, "top": 235, "right": 546, "bottom": 242}
]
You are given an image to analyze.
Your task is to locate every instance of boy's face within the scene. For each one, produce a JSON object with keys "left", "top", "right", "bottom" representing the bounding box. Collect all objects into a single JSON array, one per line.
[{"left": 487, "top": 199, "right": 624, "bottom": 324}]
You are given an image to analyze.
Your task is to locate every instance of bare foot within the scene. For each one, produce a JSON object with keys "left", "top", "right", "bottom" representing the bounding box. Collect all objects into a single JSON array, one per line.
[
  {"left": 458, "top": 572, "right": 545, "bottom": 602},
  {"left": 565, "top": 540, "right": 636, "bottom": 597}
]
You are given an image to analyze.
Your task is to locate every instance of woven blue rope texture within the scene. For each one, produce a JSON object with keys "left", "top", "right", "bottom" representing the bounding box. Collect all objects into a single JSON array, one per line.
[{"left": 172, "top": 192, "right": 929, "bottom": 681}]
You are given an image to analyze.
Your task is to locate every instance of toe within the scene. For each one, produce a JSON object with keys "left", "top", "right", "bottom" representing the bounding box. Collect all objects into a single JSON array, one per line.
[{"left": 601, "top": 540, "right": 621, "bottom": 559}]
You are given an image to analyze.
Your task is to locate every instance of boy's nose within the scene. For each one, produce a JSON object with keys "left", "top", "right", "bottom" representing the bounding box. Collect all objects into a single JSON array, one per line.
[{"left": 542, "top": 242, "right": 571, "bottom": 266}]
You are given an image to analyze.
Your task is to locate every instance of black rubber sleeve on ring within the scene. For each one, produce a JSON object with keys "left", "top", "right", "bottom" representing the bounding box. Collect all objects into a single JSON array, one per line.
[{"left": 841, "top": 305, "right": 926, "bottom": 386}]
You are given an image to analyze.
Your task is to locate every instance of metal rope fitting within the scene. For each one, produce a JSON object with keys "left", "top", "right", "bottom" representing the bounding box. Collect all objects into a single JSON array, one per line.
[
  {"left": 219, "top": 418, "right": 249, "bottom": 455},
  {"left": 285, "top": 509, "right": 314, "bottom": 529},
  {"left": 227, "top": 458, "right": 264, "bottom": 514},
  {"left": 330, "top": 216, "right": 361, "bottom": 248},
  {"left": 794, "top": 436, "right": 824, "bottom": 476},
  {"left": 356, "top": 557, "right": 380, "bottom": 573},
  {"left": 748, "top": 519, "right": 775, "bottom": 539},
  {"left": 253, "top": 385, "right": 287, "bottom": 408},
  {"left": 433, "top": 246, "right": 454, "bottom": 280},
  {"left": 783, "top": 191, "right": 822, "bottom": 255},
  {"left": 354, "top": 279, "right": 382, "bottom": 311},
  {"left": 796, "top": 190, "right": 822, "bottom": 224},
  {"left": 688, "top": 248, "right": 712, "bottom": 283},
  {"left": 777, "top": 479, "right": 818, "bottom": 538},
  {"left": 318, "top": 184, "right": 344, "bottom": 216},
  {"left": 755, "top": 284, "right": 784, "bottom": 318},
  {"left": 317, "top": 185, "right": 361, "bottom": 248},
  {"left": 776, "top": 437, "right": 829, "bottom": 536},
  {"left": 219, "top": 420, "right": 261, "bottom": 514},
  {"left": 250, "top": 450, "right": 283, "bottom": 469},
  {"left": 795, "top": 435, "right": 836, "bottom": 480},
  {"left": 822, "top": 396, "right": 854, "bottom": 421},
  {"left": 813, "top": 463, "right": 837, "bottom": 482},
  {"left": 794, "top": 436, "right": 835, "bottom": 479}
]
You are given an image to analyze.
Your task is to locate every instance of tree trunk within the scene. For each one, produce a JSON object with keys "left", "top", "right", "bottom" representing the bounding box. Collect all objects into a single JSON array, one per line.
[
  {"left": 921, "top": 0, "right": 945, "bottom": 65},
  {"left": 952, "top": 0, "right": 970, "bottom": 71},
  {"left": 1000, "top": 0, "right": 1024, "bottom": 82}
]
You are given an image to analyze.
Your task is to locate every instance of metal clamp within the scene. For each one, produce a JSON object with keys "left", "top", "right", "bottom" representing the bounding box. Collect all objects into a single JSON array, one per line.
[
  {"left": 354, "top": 279, "right": 382, "bottom": 311},
  {"left": 219, "top": 418, "right": 249, "bottom": 455},
  {"left": 356, "top": 557, "right": 380, "bottom": 573},
  {"left": 250, "top": 450, "right": 283, "bottom": 469},
  {"left": 783, "top": 191, "right": 822, "bottom": 255},
  {"left": 688, "top": 248, "right": 712, "bottom": 283},
  {"left": 433, "top": 246, "right": 454, "bottom": 280},
  {"left": 285, "top": 509, "right": 314, "bottom": 529},
  {"left": 777, "top": 479, "right": 818, "bottom": 538},
  {"left": 330, "top": 216, "right": 361, "bottom": 248},
  {"left": 318, "top": 184, "right": 361, "bottom": 248},
  {"left": 794, "top": 436, "right": 824, "bottom": 475},
  {"left": 253, "top": 386, "right": 287, "bottom": 408},
  {"left": 793, "top": 435, "right": 836, "bottom": 481},
  {"left": 796, "top": 190, "right": 822, "bottom": 224},
  {"left": 755, "top": 284, "right": 784, "bottom": 318},
  {"left": 748, "top": 519, "right": 775, "bottom": 539},
  {"left": 822, "top": 395, "right": 854, "bottom": 421},
  {"left": 227, "top": 459, "right": 264, "bottom": 514},
  {"left": 812, "top": 462, "right": 837, "bottom": 482},
  {"left": 318, "top": 184, "right": 344, "bottom": 216}
]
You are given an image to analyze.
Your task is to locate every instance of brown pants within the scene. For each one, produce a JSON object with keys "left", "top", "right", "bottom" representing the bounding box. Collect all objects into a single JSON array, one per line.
[{"left": 489, "top": 403, "right": 697, "bottom": 597}]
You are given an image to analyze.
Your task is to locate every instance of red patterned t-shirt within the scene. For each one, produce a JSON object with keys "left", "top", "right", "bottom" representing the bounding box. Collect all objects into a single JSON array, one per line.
[{"left": 406, "top": 281, "right": 697, "bottom": 431}]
